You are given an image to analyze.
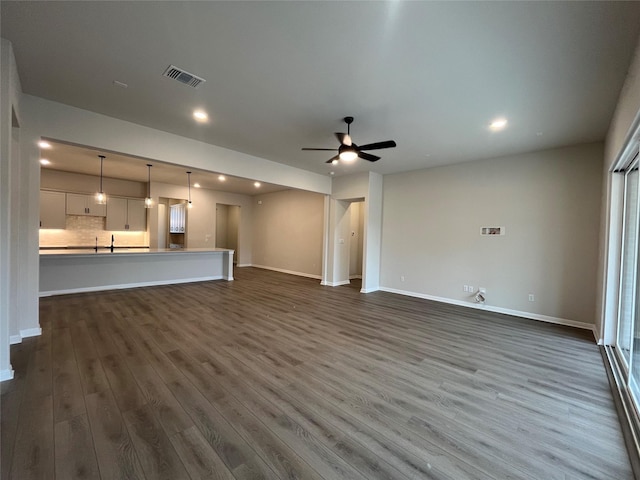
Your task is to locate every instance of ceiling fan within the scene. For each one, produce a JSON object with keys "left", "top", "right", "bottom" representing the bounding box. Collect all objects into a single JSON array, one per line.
[{"left": 302, "top": 116, "right": 396, "bottom": 164}]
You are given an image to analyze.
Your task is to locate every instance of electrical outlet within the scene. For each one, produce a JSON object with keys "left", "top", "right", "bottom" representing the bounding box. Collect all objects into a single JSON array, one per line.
[
  {"left": 469, "top": 286, "right": 474, "bottom": 293},
  {"left": 463, "top": 285, "right": 468, "bottom": 292},
  {"left": 529, "top": 294, "right": 535, "bottom": 302},
  {"left": 401, "top": 275, "right": 405, "bottom": 282}
]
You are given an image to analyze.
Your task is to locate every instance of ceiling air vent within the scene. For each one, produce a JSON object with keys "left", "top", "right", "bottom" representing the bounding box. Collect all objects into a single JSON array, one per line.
[{"left": 163, "top": 65, "right": 206, "bottom": 88}]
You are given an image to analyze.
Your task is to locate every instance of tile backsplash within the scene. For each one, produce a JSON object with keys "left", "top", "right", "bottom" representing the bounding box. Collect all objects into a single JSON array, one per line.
[{"left": 40, "top": 215, "right": 148, "bottom": 247}]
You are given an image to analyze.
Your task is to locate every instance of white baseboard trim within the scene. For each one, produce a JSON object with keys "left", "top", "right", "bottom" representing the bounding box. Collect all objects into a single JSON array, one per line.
[
  {"left": 360, "top": 287, "right": 379, "bottom": 293},
  {"left": 9, "top": 327, "right": 43, "bottom": 344},
  {"left": 379, "top": 286, "right": 593, "bottom": 331},
  {"left": 251, "top": 264, "right": 322, "bottom": 280},
  {"left": 593, "top": 326, "right": 603, "bottom": 344},
  {"left": 237, "top": 264, "right": 252, "bottom": 268},
  {"left": 323, "top": 280, "right": 351, "bottom": 287},
  {"left": 349, "top": 275, "right": 362, "bottom": 280},
  {"left": 0, "top": 368, "right": 14, "bottom": 382},
  {"left": 21, "top": 327, "right": 42, "bottom": 339},
  {"left": 39, "top": 276, "right": 223, "bottom": 297}
]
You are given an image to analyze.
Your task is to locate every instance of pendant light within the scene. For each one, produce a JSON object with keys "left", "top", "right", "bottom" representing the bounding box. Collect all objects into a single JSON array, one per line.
[
  {"left": 186, "top": 171, "right": 193, "bottom": 208},
  {"left": 144, "top": 164, "right": 153, "bottom": 208},
  {"left": 96, "top": 155, "right": 107, "bottom": 204}
]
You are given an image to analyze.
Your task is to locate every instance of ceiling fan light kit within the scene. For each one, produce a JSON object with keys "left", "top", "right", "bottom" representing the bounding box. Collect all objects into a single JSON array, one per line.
[{"left": 302, "top": 116, "right": 396, "bottom": 165}]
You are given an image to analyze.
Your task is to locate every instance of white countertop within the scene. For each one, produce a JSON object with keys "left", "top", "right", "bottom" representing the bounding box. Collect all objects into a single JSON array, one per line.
[{"left": 40, "top": 247, "right": 234, "bottom": 258}]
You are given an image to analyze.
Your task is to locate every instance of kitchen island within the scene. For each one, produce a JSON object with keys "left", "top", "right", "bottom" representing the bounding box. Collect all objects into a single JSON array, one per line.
[{"left": 40, "top": 248, "right": 234, "bottom": 296}]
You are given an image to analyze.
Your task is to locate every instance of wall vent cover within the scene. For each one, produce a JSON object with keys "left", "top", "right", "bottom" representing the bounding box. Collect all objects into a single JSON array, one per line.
[{"left": 163, "top": 65, "right": 206, "bottom": 88}]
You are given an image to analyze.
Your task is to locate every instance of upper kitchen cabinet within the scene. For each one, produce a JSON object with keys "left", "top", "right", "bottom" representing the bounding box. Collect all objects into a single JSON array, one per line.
[
  {"left": 66, "top": 193, "right": 106, "bottom": 217},
  {"left": 127, "top": 199, "right": 146, "bottom": 231},
  {"left": 106, "top": 197, "right": 146, "bottom": 231},
  {"left": 39, "top": 190, "right": 66, "bottom": 229}
]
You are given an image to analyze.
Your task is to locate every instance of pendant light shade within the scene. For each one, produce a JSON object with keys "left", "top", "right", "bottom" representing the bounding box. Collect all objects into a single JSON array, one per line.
[
  {"left": 145, "top": 164, "right": 153, "bottom": 208},
  {"left": 186, "top": 171, "right": 193, "bottom": 208},
  {"left": 96, "top": 155, "right": 107, "bottom": 205}
]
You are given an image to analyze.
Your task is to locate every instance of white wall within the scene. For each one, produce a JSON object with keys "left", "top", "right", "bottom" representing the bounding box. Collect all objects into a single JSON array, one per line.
[
  {"left": 381, "top": 143, "right": 604, "bottom": 327},
  {"left": 252, "top": 189, "right": 324, "bottom": 278},
  {"left": 364, "top": 172, "right": 383, "bottom": 292},
  {"left": 1, "top": 39, "right": 35, "bottom": 379}
]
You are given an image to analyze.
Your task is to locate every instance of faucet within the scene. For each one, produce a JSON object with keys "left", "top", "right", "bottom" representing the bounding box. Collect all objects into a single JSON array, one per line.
[{"left": 110, "top": 234, "right": 114, "bottom": 252}]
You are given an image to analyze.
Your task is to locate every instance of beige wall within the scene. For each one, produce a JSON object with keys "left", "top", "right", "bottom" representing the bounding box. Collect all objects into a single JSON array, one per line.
[
  {"left": 252, "top": 189, "right": 324, "bottom": 277},
  {"left": 228, "top": 205, "right": 240, "bottom": 255},
  {"left": 216, "top": 204, "right": 229, "bottom": 247},
  {"left": 215, "top": 204, "right": 240, "bottom": 255},
  {"left": 381, "top": 143, "right": 604, "bottom": 326}
]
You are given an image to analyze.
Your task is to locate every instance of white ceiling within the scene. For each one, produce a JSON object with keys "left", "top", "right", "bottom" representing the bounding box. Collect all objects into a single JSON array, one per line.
[{"left": 2, "top": 1, "right": 640, "bottom": 181}]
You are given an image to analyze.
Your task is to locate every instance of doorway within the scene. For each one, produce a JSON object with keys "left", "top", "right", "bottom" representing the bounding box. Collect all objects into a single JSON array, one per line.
[
  {"left": 216, "top": 204, "right": 240, "bottom": 262},
  {"left": 157, "top": 197, "right": 188, "bottom": 248},
  {"left": 349, "top": 201, "right": 365, "bottom": 280}
]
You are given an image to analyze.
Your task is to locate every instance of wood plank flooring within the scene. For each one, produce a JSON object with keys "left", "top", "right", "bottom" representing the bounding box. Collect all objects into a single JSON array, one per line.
[{"left": 1, "top": 267, "right": 633, "bottom": 479}]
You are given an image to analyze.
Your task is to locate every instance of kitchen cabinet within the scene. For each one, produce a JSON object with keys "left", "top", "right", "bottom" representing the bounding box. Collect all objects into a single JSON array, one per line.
[
  {"left": 106, "top": 197, "right": 146, "bottom": 231},
  {"left": 169, "top": 203, "right": 186, "bottom": 233},
  {"left": 66, "top": 193, "right": 106, "bottom": 217},
  {"left": 127, "top": 199, "right": 146, "bottom": 231},
  {"left": 39, "top": 190, "right": 66, "bottom": 229}
]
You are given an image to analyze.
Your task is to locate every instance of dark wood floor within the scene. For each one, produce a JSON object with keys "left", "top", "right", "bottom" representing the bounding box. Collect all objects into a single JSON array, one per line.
[{"left": 1, "top": 267, "right": 632, "bottom": 479}]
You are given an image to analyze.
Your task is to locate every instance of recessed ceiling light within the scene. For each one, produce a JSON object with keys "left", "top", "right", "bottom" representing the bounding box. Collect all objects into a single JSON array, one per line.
[
  {"left": 218, "top": 175, "right": 226, "bottom": 181},
  {"left": 489, "top": 118, "right": 508, "bottom": 131},
  {"left": 331, "top": 159, "right": 339, "bottom": 165},
  {"left": 329, "top": 171, "right": 335, "bottom": 176},
  {"left": 193, "top": 110, "right": 208, "bottom": 122},
  {"left": 193, "top": 183, "right": 201, "bottom": 188},
  {"left": 38, "top": 141, "right": 51, "bottom": 149},
  {"left": 254, "top": 181, "right": 261, "bottom": 188},
  {"left": 39, "top": 158, "right": 50, "bottom": 165}
]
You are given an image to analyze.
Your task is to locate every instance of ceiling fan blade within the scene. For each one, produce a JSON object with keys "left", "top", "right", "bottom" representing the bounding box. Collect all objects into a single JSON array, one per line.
[
  {"left": 302, "top": 147, "right": 338, "bottom": 151},
  {"left": 335, "top": 132, "right": 352, "bottom": 146},
  {"left": 325, "top": 155, "right": 340, "bottom": 164},
  {"left": 358, "top": 151, "right": 380, "bottom": 162},
  {"left": 358, "top": 140, "right": 397, "bottom": 151}
]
